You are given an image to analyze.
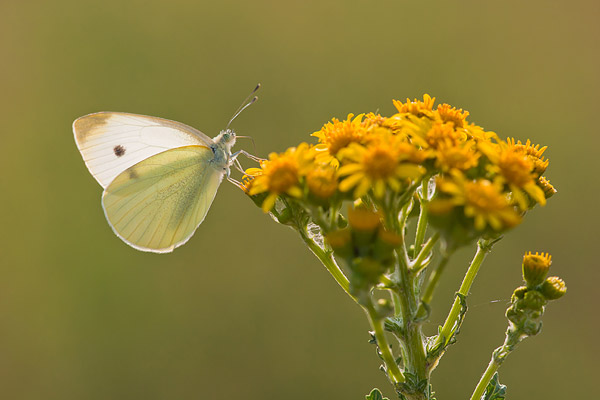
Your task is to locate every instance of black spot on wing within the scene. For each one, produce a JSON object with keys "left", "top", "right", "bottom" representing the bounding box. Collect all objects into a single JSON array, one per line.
[
  {"left": 114, "top": 145, "right": 126, "bottom": 157},
  {"left": 128, "top": 168, "right": 138, "bottom": 180}
]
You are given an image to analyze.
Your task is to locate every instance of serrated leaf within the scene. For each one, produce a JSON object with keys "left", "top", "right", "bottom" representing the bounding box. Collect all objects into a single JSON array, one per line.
[
  {"left": 482, "top": 372, "right": 507, "bottom": 400},
  {"left": 365, "top": 388, "right": 389, "bottom": 400}
]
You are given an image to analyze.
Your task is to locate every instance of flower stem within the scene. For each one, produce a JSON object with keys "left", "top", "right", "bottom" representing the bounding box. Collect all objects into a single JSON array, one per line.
[
  {"left": 365, "top": 301, "right": 405, "bottom": 384},
  {"left": 469, "top": 357, "right": 499, "bottom": 400},
  {"left": 298, "top": 228, "right": 357, "bottom": 304},
  {"left": 437, "top": 240, "right": 493, "bottom": 346},
  {"left": 420, "top": 252, "right": 451, "bottom": 305},
  {"left": 410, "top": 232, "right": 440, "bottom": 273},
  {"left": 414, "top": 180, "right": 430, "bottom": 253}
]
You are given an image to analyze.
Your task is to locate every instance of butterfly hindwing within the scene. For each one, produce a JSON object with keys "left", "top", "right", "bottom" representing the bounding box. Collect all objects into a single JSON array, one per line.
[
  {"left": 101, "top": 145, "right": 224, "bottom": 253},
  {"left": 73, "top": 112, "right": 214, "bottom": 188}
]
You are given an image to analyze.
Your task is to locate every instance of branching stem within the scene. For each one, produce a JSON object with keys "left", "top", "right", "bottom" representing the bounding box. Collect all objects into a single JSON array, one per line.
[
  {"left": 437, "top": 240, "right": 494, "bottom": 346},
  {"left": 298, "top": 228, "right": 357, "bottom": 304}
]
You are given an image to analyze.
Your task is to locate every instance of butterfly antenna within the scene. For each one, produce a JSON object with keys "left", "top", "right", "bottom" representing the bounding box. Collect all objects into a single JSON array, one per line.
[{"left": 226, "top": 83, "right": 261, "bottom": 129}]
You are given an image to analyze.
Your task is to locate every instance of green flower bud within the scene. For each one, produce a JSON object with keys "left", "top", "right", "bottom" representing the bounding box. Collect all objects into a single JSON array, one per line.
[
  {"left": 522, "top": 290, "right": 547, "bottom": 310},
  {"left": 511, "top": 286, "right": 528, "bottom": 301},
  {"left": 506, "top": 305, "right": 525, "bottom": 324},
  {"left": 521, "top": 319, "right": 543, "bottom": 336},
  {"left": 540, "top": 276, "right": 567, "bottom": 300},
  {"left": 522, "top": 251, "right": 551, "bottom": 287}
]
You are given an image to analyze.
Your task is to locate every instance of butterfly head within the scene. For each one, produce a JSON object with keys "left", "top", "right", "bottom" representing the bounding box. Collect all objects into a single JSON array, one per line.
[{"left": 215, "top": 129, "right": 237, "bottom": 148}]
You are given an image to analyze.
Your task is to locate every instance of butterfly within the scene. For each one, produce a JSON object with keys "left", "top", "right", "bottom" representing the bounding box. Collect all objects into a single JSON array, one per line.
[{"left": 73, "top": 86, "right": 260, "bottom": 253}]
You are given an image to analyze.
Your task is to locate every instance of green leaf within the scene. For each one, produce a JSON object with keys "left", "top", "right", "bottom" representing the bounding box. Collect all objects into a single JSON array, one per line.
[
  {"left": 365, "top": 388, "right": 389, "bottom": 400},
  {"left": 482, "top": 372, "right": 507, "bottom": 400}
]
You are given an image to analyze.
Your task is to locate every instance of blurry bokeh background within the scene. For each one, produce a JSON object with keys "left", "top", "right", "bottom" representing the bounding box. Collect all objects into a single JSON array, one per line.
[{"left": 1, "top": 0, "right": 597, "bottom": 399}]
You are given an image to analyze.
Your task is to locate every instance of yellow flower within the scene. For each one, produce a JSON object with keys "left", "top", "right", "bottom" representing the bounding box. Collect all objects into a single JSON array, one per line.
[
  {"left": 435, "top": 103, "right": 470, "bottom": 128},
  {"left": 393, "top": 94, "right": 436, "bottom": 117},
  {"left": 246, "top": 143, "right": 312, "bottom": 212},
  {"left": 312, "top": 113, "right": 367, "bottom": 164},
  {"left": 522, "top": 251, "right": 551, "bottom": 286},
  {"left": 425, "top": 122, "right": 467, "bottom": 149},
  {"left": 435, "top": 140, "right": 480, "bottom": 172},
  {"left": 347, "top": 207, "right": 382, "bottom": 232},
  {"left": 538, "top": 176, "right": 557, "bottom": 199},
  {"left": 479, "top": 140, "right": 547, "bottom": 209},
  {"left": 464, "top": 123, "right": 500, "bottom": 144},
  {"left": 337, "top": 135, "right": 425, "bottom": 199},
  {"left": 306, "top": 165, "right": 338, "bottom": 199},
  {"left": 540, "top": 276, "right": 567, "bottom": 300},
  {"left": 506, "top": 138, "right": 549, "bottom": 176},
  {"left": 430, "top": 172, "right": 521, "bottom": 231}
]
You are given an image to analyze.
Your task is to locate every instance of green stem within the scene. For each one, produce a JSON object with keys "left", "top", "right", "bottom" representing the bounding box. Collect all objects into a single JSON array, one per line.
[
  {"left": 393, "top": 249, "right": 429, "bottom": 395},
  {"left": 410, "top": 232, "right": 440, "bottom": 273},
  {"left": 438, "top": 240, "right": 493, "bottom": 346},
  {"left": 365, "top": 301, "right": 406, "bottom": 384},
  {"left": 420, "top": 252, "right": 451, "bottom": 306},
  {"left": 470, "top": 358, "right": 499, "bottom": 400},
  {"left": 414, "top": 180, "right": 429, "bottom": 253},
  {"left": 298, "top": 228, "right": 357, "bottom": 304}
]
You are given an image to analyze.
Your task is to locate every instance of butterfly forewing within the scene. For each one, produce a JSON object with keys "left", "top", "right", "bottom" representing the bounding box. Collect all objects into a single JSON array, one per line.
[
  {"left": 102, "top": 145, "right": 224, "bottom": 253},
  {"left": 73, "top": 112, "right": 214, "bottom": 188}
]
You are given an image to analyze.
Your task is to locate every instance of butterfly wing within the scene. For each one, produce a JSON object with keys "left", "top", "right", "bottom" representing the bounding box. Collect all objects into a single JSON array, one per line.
[
  {"left": 101, "top": 145, "right": 224, "bottom": 253},
  {"left": 73, "top": 112, "right": 214, "bottom": 188}
]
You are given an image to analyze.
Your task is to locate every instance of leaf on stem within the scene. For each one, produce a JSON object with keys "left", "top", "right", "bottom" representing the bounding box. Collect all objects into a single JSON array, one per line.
[
  {"left": 482, "top": 373, "right": 506, "bottom": 400},
  {"left": 365, "top": 388, "right": 389, "bottom": 400}
]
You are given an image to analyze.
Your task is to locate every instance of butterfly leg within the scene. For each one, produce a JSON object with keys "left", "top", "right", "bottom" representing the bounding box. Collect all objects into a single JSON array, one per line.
[{"left": 231, "top": 150, "right": 265, "bottom": 162}]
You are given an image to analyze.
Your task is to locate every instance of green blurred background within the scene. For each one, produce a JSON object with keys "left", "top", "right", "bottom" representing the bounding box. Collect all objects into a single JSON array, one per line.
[{"left": 1, "top": 0, "right": 597, "bottom": 399}]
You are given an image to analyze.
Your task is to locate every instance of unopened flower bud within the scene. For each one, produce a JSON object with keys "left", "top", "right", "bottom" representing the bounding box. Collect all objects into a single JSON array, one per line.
[
  {"left": 521, "top": 319, "right": 543, "bottom": 336},
  {"left": 540, "top": 276, "right": 567, "bottom": 300},
  {"left": 506, "top": 305, "right": 525, "bottom": 324},
  {"left": 511, "top": 286, "right": 528, "bottom": 301},
  {"left": 522, "top": 290, "right": 547, "bottom": 310},
  {"left": 522, "top": 251, "right": 551, "bottom": 287}
]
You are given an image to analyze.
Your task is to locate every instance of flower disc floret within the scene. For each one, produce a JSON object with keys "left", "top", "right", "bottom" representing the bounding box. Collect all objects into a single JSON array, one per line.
[
  {"left": 393, "top": 94, "right": 436, "bottom": 117},
  {"left": 312, "top": 113, "right": 367, "bottom": 164},
  {"left": 436, "top": 103, "right": 469, "bottom": 128},
  {"left": 430, "top": 172, "right": 521, "bottom": 231},
  {"left": 338, "top": 137, "right": 425, "bottom": 199}
]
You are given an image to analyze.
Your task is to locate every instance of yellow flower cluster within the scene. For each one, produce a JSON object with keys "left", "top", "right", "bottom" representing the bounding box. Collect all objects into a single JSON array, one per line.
[{"left": 243, "top": 95, "right": 555, "bottom": 233}]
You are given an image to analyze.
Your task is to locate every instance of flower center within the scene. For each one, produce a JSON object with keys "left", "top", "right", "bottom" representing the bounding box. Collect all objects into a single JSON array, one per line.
[
  {"left": 307, "top": 167, "right": 337, "bottom": 198},
  {"left": 267, "top": 160, "right": 298, "bottom": 193},
  {"left": 498, "top": 151, "right": 533, "bottom": 187},
  {"left": 464, "top": 180, "right": 507, "bottom": 212},
  {"left": 363, "top": 148, "right": 397, "bottom": 179}
]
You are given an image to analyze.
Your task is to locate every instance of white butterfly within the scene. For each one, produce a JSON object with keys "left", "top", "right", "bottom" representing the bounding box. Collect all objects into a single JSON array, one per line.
[{"left": 73, "top": 89, "right": 259, "bottom": 253}]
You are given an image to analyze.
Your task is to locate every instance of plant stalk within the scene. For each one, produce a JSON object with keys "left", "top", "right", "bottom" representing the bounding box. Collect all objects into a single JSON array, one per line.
[{"left": 437, "top": 240, "right": 493, "bottom": 346}]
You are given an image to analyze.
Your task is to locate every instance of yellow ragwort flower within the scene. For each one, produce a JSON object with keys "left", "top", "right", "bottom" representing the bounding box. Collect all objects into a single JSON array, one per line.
[
  {"left": 435, "top": 103, "right": 470, "bottom": 128},
  {"left": 425, "top": 122, "right": 467, "bottom": 149},
  {"left": 337, "top": 135, "right": 426, "bottom": 199},
  {"left": 435, "top": 140, "right": 480, "bottom": 172},
  {"left": 312, "top": 113, "right": 367, "bottom": 165},
  {"left": 306, "top": 165, "right": 338, "bottom": 199},
  {"left": 347, "top": 206, "right": 382, "bottom": 232},
  {"left": 522, "top": 251, "right": 552, "bottom": 286},
  {"left": 246, "top": 143, "right": 312, "bottom": 212},
  {"left": 393, "top": 94, "right": 436, "bottom": 117},
  {"left": 479, "top": 140, "right": 547, "bottom": 209},
  {"left": 506, "top": 138, "right": 549, "bottom": 177},
  {"left": 538, "top": 176, "right": 557, "bottom": 199},
  {"left": 430, "top": 172, "right": 521, "bottom": 231}
]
